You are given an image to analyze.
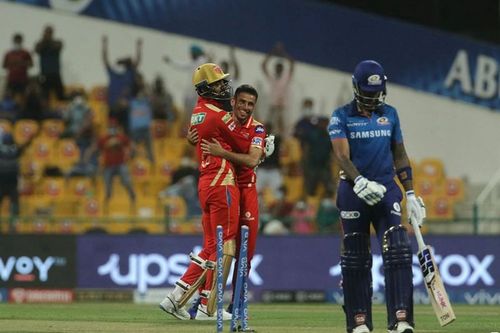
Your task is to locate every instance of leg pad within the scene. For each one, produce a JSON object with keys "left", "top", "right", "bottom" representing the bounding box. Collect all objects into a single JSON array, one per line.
[
  {"left": 207, "top": 239, "right": 236, "bottom": 315},
  {"left": 341, "top": 232, "right": 373, "bottom": 332},
  {"left": 383, "top": 225, "right": 414, "bottom": 330}
]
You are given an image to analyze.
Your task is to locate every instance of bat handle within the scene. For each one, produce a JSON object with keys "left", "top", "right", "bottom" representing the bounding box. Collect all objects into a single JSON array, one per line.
[{"left": 410, "top": 217, "right": 427, "bottom": 251}]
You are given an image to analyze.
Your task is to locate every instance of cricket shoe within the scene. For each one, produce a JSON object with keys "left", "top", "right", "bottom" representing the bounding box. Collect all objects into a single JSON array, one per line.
[
  {"left": 159, "top": 295, "right": 190, "bottom": 320},
  {"left": 195, "top": 303, "right": 232, "bottom": 321},
  {"left": 388, "top": 321, "right": 414, "bottom": 333},
  {"left": 352, "top": 324, "right": 370, "bottom": 333}
]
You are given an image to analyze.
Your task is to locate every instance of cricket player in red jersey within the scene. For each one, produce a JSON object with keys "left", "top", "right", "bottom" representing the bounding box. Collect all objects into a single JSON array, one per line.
[
  {"left": 160, "top": 63, "right": 248, "bottom": 321},
  {"left": 188, "top": 84, "right": 275, "bottom": 316}
]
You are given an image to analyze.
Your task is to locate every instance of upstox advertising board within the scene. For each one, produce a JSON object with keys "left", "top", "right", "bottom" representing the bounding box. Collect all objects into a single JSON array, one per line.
[
  {"left": 77, "top": 235, "right": 500, "bottom": 304},
  {"left": 0, "top": 235, "right": 76, "bottom": 288}
]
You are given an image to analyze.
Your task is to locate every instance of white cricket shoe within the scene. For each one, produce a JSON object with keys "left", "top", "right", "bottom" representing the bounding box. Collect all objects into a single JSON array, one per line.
[
  {"left": 159, "top": 295, "right": 190, "bottom": 320},
  {"left": 352, "top": 324, "right": 370, "bottom": 333},
  {"left": 388, "top": 321, "right": 414, "bottom": 333},
  {"left": 195, "top": 303, "right": 232, "bottom": 321}
]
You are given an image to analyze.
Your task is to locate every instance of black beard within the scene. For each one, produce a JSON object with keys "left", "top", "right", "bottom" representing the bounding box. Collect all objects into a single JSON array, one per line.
[{"left": 220, "top": 99, "right": 233, "bottom": 112}]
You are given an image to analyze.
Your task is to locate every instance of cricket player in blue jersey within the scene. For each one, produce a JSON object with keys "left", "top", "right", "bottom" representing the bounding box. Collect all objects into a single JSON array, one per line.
[{"left": 328, "top": 60, "right": 426, "bottom": 333}]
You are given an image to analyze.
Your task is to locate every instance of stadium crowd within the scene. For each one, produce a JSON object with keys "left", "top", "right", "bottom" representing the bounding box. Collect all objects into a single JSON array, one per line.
[{"left": 0, "top": 27, "right": 342, "bottom": 235}]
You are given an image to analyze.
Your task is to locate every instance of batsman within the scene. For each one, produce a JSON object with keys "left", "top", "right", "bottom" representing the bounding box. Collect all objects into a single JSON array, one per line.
[{"left": 328, "top": 60, "right": 426, "bottom": 333}]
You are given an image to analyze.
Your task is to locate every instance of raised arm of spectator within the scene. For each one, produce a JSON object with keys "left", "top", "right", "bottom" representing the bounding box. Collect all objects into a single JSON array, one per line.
[
  {"left": 54, "top": 39, "right": 63, "bottom": 51},
  {"left": 278, "top": 43, "right": 295, "bottom": 77},
  {"left": 101, "top": 35, "right": 110, "bottom": 68},
  {"left": 261, "top": 47, "right": 273, "bottom": 80},
  {"left": 229, "top": 46, "right": 240, "bottom": 81},
  {"left": 133, "top": 38, "right": 143, "bottom": 68}
]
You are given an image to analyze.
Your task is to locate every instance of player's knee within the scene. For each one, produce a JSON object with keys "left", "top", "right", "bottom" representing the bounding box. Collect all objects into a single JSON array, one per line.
[
  {"left": 341, "top": 232, "right": 371, "bottom": 270},
  {"left": 382, "top": 225, "right": 412, "bottom": 267}
]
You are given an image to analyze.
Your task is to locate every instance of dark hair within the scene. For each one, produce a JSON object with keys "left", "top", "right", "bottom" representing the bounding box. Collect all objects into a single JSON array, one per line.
[
  {"left": 13, "top": 33, "right": 23, "bottom": 43},
  {"left": 234, "top": 84, "right": 258, "bottom": 100}
]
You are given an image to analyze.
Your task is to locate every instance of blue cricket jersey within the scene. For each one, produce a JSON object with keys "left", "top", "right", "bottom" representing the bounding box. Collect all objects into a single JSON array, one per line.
[{"left": 328, "top": 101, "right": 403, "bottom": 185}]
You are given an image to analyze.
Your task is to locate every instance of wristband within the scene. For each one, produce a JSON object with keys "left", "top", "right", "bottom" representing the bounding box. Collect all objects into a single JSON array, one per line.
[{"left": 397, "top": 166, "right": 413, "bottom": 183}]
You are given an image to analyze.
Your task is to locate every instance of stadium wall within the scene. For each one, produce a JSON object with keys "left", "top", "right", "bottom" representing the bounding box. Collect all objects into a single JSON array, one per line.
[
  {"left": 1, "top": 234, "right": 499, "bottom": 305},
  {"left": 1, "top": 2, "right": 500, "bottom": 184}
]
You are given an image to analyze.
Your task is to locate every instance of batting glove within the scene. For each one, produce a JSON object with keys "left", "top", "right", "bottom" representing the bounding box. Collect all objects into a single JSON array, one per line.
[
  {"left": 264, "top": 134, "right": 275, "bottom": 157},
  {"left": 353, "top": 176, "right": 387, "bottom": 206},
  {"left": 406, "top": 190, "right": 426, "bottom": 227}
]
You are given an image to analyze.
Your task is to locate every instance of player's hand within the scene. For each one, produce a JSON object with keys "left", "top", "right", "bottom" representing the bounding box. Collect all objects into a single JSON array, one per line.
[
  {"left": 406, "top": 190, "right": 426, "bottom": 227},
  {"left": 201, "top": 138, "right": 225, "bottom": 157},
  {"left": 264, "top": 134, "right": 275, "bottom": 157},
  {"left": 353, "top": 176, "right": 386, "bottom": 206},
  {"left": 186, "top": 127, "right": 199, "bottom": 146}
]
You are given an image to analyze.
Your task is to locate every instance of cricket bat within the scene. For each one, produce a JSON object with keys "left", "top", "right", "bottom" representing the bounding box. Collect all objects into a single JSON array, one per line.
[{"left": 410, "top": 218, "right": 456, "bottom": 326}]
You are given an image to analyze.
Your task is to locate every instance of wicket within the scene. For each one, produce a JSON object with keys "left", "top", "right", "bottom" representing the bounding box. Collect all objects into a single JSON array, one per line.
[
  {"left": 216, "top": 225, "right": 251, "bottom": 332},
  {"left": 216, "top": 225, "right": 224, "bottom": 332}
]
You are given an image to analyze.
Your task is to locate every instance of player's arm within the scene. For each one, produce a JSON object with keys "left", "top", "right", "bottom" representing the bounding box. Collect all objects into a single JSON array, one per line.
[
  {"left": 392, "top": 141, "right": 413, "bottom": 192},
  {"left": 201, "top": 138, "right": 263, "bottom": 168},
  {"left": 330, "top": 137, "right": 360, "bottom": 181},
  {"left": 331, "top": 137, "right": 386, "bottom": 206},
  {"left": 392, "top": 141, "right": 426, "bottom": 225}
]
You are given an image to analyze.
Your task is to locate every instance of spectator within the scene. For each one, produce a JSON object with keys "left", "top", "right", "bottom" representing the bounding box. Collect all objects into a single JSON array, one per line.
[
  {"left": 293, "top": 97, "right": 316, "bottom": 145},
  {"left": 302, "top": 116, "right": 335, "bottom": 197},
  {"left": 290, "top": 200, "right": 316, "bottom": 234},
  {"left": 264, "top": 185, "right": 294, "bottom": 231},
  {"left": 0, "top": 131, "right": 33, "bottom": 233},
  {"left": 102, "top": 35, "right": 142, "bottom": 117},
  {"left": 63, "top": 92, "right": 94, "bottom": 161},
  {"left": 163, "top": 44, "right": 209, "bottom": 130},
  {"left": 159, "top": 154, "right": 201, "bottom": 218},
  {"left": 262, "top": 219, "right": 289, "bottom": 235},
  {"left": 2, "top": 33, "right": 33, "bottom": 99},
  {"left": 20, "top": 78, "right": 46, "bottom": 120},
  {"left": 261, "top": 42, "right": 294, "bottom": 135},
  {"left": 256, "top": 122, "right": 283, "bottom": 199},
  {"left": 150, "top": 75, "right": 176, "bottom": 123},
  {"left": 316, "top": 195, "right": 340, "bottom": 234},
  {"left": 0, "top": 89, "right": 20, "bottom": 122},
  {"left": 220, "top": 46, "right": 240, "bottom": 91},
  {"left": 35, "top": 25, "right": 65, "bottom": 101},
  {"left": 129, "top": 85, "right": 154, "bottom": 162},
  {"left": 85, "top": 119, "right": 135, "bottom": 212}
]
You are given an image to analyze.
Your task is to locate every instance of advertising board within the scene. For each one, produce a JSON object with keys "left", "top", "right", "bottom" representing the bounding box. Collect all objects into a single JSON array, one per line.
[
  {"left": 77, "top": 235, "right": 500, "bottom": 304},
  {"left": 0, "top": 235, "right": 76, "bottom": 288}
]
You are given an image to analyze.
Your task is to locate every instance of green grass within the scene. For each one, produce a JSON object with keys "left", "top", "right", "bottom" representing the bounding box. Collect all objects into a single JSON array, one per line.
[{"left": 0, "top": 303, "right": 498, "bottom": 332}]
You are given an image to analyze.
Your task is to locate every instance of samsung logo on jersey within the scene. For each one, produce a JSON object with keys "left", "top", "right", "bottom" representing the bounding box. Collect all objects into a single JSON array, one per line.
[{"left": 350, "top": 130, "right": 391, "bottom": 139}]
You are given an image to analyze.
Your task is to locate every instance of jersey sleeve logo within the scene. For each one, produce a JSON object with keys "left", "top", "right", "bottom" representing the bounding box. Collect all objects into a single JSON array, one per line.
[
  {"left": 329, "top": 116, "right": 341, "bottom": 126},
  {"left": 255, "top": 125, "right": 264, "bottom": 133},
  {"left": 221, "top": 113, "right": 232, "bottom": 124},
  {"left": 251, "top": 137, "right": 263, "bottom": 146},
  {"left": 191, "top": 112, "right": 206, "bottom": 125}
]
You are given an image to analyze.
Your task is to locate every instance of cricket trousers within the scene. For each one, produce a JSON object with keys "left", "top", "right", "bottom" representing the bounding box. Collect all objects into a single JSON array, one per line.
[
  {"left": 179, "top": 184, "right": 240, "bottom": 288},
  {"left": 231, "top": 185, "right": 259, "bottom": 289}
]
